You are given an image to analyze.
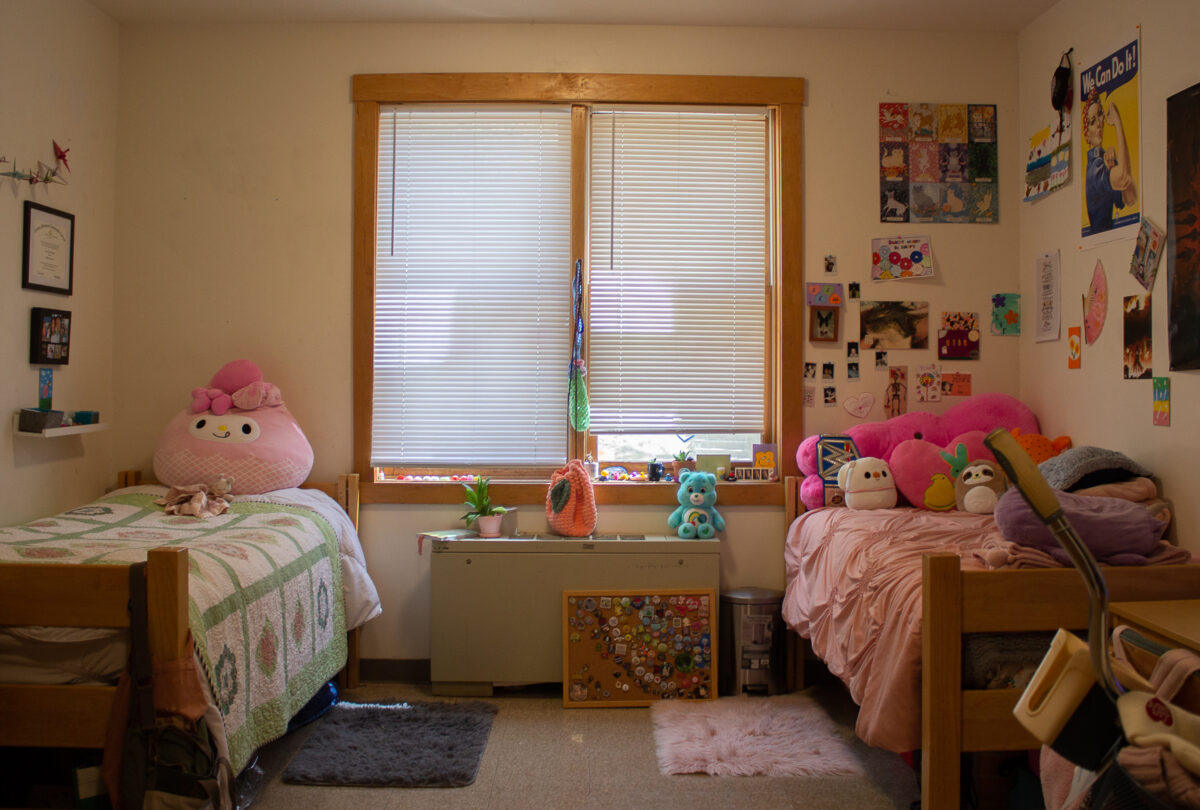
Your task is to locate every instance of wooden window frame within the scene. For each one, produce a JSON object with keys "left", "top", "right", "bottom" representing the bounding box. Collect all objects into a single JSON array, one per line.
[{"left": 352, "top": 73, "right": 805, "bottom": 506}]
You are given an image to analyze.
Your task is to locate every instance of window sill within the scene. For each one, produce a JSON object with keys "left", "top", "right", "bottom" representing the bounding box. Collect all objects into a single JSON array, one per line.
[{"left": 361, "top": 478, "right": 792, "bottom": 507}]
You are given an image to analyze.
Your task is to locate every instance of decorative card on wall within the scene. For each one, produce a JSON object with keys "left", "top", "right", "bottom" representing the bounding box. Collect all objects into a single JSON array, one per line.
[
  {"left": 885, "top": 366, "right": 907, "bottom": 417},
  {"left": 871, "top": 236, "right": 934, "bottom": 280},
  {"left": 1122, "top": 294, "right": 1152, "bottom": 379},
  {"left": 1024, "top": 118, "right": 1071, "bottom": 202},
  {"left": 991, "top": 293, "right": 1021, "bottom": 335},
  {"left": 941, "top": 372, "right": 972, "bottom": 397},
  {"left": 1130, "top": 218, "right": 1165, "bottom": 291},
  {"left": 1153, "top": 377, "right": 1170, "bottom": 426},
  {"left": 806, "top": 283, "right": 845, "bottom": 306},
  {"left": 563, "top": 589, "right": 715, "bottom": 707},
  {"left": 879, "top": 102, "right": 998, "bottom": 224},
  {"left": 1036, "top": 251, "right": 1062, "bottom": 343},
  {"left": 916, "top": 364, "right": 942, "bottom": 402},
  {"left": 938, "top": 312, "right": 981, "bottom": 359},
  {"left": 1068, "top": 326, "right": 1082, "bottom": 369}
]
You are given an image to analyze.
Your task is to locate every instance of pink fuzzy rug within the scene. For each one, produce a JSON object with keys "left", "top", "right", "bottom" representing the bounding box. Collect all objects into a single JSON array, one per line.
[{"left": 650, "top": 694, "right": 865, "bottom": 777}]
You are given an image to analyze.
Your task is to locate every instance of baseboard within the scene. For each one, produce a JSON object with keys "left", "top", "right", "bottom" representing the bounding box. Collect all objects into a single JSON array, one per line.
[{"left": 358, "top": 658, "right": 431, "bottom": 684}]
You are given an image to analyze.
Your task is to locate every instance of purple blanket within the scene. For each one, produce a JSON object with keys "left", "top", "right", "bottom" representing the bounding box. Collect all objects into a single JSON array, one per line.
[{"left": 993, "top": 488, "right": 1168, "bottom": 566}]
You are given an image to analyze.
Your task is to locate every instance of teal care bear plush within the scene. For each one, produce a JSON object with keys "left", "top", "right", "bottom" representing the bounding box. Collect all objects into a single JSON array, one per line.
[{"left": 667, "top": 469, "right": 725, "bottom": 539}]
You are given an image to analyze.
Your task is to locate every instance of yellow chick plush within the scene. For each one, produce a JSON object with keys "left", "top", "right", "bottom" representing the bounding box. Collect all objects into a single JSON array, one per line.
[{"left": 923, "top": 473, "right": 956, "bottom": 511}]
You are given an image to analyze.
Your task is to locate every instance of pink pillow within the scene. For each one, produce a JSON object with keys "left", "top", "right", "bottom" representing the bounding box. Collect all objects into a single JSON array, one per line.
[{"left": 889, "top": 432, "right": 994, "bottom": 508}]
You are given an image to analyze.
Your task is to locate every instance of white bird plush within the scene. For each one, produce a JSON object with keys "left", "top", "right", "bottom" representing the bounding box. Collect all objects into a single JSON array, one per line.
[{"left": 836, "top": 457, "right": 898, "bottom": 509}]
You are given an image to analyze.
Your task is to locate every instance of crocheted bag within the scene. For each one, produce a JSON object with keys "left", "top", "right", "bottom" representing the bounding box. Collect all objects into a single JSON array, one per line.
[{"left": 546, "top": 459, "right": 597, "bottom": 537}]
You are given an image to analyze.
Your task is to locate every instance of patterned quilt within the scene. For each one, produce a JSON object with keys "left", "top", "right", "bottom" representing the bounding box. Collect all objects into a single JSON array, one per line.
[{"left": 0, "top": 490, "right": 347, "bottom": 774}]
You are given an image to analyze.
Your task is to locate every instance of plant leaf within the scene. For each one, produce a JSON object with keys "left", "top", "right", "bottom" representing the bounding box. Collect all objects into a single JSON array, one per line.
[{"left": 550, "top": 478, "right": 571, "bottom": 513}]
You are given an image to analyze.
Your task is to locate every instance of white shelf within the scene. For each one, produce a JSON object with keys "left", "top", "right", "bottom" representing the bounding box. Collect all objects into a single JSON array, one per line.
[{"left": 12, "top": 413, "right": 108, "bottom": 438}]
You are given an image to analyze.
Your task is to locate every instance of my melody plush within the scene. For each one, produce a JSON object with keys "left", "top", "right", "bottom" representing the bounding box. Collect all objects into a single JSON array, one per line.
[
  {"left": 835, "top": 457, "right": 897, "bottom": 509},
  {"left": 667, "top": 469, "right": 725, "bottom": 539},
  {"left": 153, "top": 359, "right": 314, "bottom": 494},
  {"left": 796, "top": 392, "right": 1040, "bottom": 510}
]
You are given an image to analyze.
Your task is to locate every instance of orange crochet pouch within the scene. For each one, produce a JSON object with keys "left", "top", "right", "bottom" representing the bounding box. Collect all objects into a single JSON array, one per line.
[{"left": 546, "top": 459, "right": 597, "bottom": 537}]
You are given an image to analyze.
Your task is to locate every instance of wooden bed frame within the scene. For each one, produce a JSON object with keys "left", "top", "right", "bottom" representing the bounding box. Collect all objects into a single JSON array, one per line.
[
  {"left": 782, "top": 476, "right": 1200, "bottom": 810},
  {"left": 0, "top": 471, "right": 363, "bottom": 752}
]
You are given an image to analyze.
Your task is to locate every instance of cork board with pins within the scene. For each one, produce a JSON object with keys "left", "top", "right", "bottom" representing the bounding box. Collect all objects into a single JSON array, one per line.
[{"left": 562, "top": 588, "right": 717, "bottom": 707}]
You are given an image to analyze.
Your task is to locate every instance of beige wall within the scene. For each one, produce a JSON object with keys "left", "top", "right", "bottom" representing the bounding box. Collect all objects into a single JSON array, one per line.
[
  {"left": 0, "top": 0, "right": 118, "bottom": 523},
  {"left": 109, "top": 22, "right": 1019, "bottom": 659},
  {"left": 1017, "top": 0, "right": 1200, "bottom": 543}
]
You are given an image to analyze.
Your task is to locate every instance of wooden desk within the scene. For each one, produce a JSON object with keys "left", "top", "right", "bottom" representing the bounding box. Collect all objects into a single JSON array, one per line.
[{"left": 1110, "top": 599, "right": 1200, "bottom": 653}]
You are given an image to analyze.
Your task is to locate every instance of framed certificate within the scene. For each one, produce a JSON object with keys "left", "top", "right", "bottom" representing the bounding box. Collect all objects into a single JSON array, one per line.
[{"left": 22, "top": 201, "right": 75, "bottom": 295}]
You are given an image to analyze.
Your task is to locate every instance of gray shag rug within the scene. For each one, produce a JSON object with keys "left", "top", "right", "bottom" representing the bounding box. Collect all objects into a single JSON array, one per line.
[{"left": 282, "top": 700, "right": 498, "bottom": 788}]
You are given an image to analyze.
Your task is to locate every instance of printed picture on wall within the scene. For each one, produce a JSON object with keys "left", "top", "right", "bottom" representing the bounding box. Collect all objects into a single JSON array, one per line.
[
  {"left": 1080, "top": 36, "right": 1141, "bottom": 246},
  {"left": 1130, "top": 217, "right": 1165, "bottom": 292},
  {"left": 1024, "top": 117, "right": 1072, "bottom": 202},
  {"left": 804, "top": 385, "right": 815, "bottom": 407},
  {"left": 991, "top": 293, "right": 1021, "bottom": 335},
  {"left": 1069, "top": 326, "right": 1082, "bottom": 369},
  {"left": 916, "top": 364, "right": 942, "bottom": 402},
  {"left": 1122, "top": 294, "right": 1152, "bottom": 379},
  {"left": 875, "top": 351, "right": 888, "bottom": 370},
  {"left": 823, "top": 386, "right": 838, "bottom": 407},
  {"left": 859, "top": 300, "right": 930, "bottom": 349},
  {"left": 1153, "top": 377, "right": 1170, "bottom": 426},
  {"left": 804, "top": 362, "right": 817, "bottom": 379},
  {"left": 878, "top": 102, "right": 998, "bottom": 224},
  {"left": 941, "top": 372, "right": 972, "bottom": 397},
  {"left": 884, "top": 366, "right": 907, "bottom": 418},
  {"left": 938, "top": 311, "right": 981, "bottom": 359},
  {"left": 822, "top": 362, "right": 835, "bottom": 380},
  {"left": 1167, "top": 80, "right": 1200, "bottom": 371}
]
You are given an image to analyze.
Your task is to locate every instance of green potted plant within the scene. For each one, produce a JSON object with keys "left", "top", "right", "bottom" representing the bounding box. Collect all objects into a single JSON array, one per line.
[
  {"left": 461, "top": 476, "right": 509, "bottom": 538},
  {"left": 669, "top": 448, "right": 695, "bottom": 479}
]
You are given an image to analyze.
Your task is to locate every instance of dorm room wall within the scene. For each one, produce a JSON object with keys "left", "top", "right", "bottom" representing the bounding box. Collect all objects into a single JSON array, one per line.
[
  {"left": 0, "top": 1, "right": 118, "bottom": 525},
  {"left": 1017, "top": 0, "right": 1200, "bottom": 545},
  {"left": 109, "top": 22, "right": 1020, "bottom": 662}
]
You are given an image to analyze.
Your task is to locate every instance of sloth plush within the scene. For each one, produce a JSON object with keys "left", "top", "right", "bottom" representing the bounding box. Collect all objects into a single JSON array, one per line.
[{"left": 954, "top": 460, "right": 1009, "bottom": 514}]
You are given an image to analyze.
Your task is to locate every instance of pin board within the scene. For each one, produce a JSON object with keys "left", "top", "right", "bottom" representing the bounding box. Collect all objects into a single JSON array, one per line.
[{"left": 562, "top": 588, "right": 717, "bottom": 707}]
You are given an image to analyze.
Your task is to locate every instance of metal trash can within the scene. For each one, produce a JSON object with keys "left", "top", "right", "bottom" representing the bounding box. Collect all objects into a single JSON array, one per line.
[{"left": 719, "top": 586, "right": 789, "bottom": 696}]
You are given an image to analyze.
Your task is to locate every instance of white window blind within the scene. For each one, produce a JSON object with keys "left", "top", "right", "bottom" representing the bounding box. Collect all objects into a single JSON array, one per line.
[
  {"left": 588, "top": 109, "right": 770, "bottom": 434},
  {"left": 372, "top": 106, "right": 573, "bottom": 466}
]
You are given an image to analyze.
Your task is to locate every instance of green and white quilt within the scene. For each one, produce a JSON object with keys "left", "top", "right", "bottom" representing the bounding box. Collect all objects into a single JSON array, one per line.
[{"left": 0, "top": 489, "right": 347, "bottom": 774}]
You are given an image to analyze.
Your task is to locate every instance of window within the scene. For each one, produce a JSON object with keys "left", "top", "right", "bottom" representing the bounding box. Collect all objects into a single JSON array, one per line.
[{"left": 353, "top": 74, "right": 806, "bottom": 496}]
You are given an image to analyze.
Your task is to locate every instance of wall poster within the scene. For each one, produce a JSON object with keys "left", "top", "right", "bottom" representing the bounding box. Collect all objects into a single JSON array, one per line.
[
  {"left": 1080, "top": 36, "right": 1141, "bottom": 246},
  {"left": 1167, "top": 80, "right": 1200, "bottom": 370}
]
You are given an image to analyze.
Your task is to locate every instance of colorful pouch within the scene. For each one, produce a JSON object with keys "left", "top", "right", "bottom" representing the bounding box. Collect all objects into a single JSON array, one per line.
[{"left": 546, "top": 459, "right": 597, "bottom": 537}]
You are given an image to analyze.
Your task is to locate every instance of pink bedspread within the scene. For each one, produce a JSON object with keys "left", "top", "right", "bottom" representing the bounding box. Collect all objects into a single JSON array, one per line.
[{"left": 782, "top": 506, "right": 1191, "bottom": 753}]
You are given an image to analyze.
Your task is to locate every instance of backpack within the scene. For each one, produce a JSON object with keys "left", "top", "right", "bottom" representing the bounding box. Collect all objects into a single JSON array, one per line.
[{"left": 103, "top": 562, "right": 229, "bottom": 810}]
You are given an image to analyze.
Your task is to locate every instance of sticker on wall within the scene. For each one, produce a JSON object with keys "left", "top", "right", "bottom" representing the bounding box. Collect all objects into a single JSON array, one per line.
[
  {"left": 823, "top": 386, "right": 838, "bottom": 407},
  {"left": 843, "top": 392, "right": 875, "bottom": 419},
  {"left": 1130, "top": 218, "right": 1165, "bottom": 292},
  {"left": 822, "top": 362, "right": 835, "bottom": 380},
  {"left": 1122, "top": 294, "right": 1152, "bottom": 379},
  {"left": 860, "top": 300, "right": 930, "bottom": 349},
  {"left": 885, "top": 366, "right": 908, "bottom": 417},
  {"left": 1084, "top": 260, "right": 1108, "bottom": 345},
  {"left": 824, "top": 254, "right": 837, "bottom": 274},
  {"left": 991, "top": 293, "right": 1021, "bottom": 335},
  {"left": 871, "top": 236, "right": 934, "bottom": 280},
  {"left": 1068, "top": 326, "right": 1082, "bottom": 369},
  {"left": 938, "top": 311, "right": 981, "bottom": 359},
  {"left": 875, "top": 350, "right": 888, "bottom": 370},
  {"left": 916, "top": 364, "right": 942, "bottom": 402},
  {"left": 941, "top": 372, "right": 972, "bottom": 397},
  {"left": 806, "top": 283, "right": 845, "bottom": 306},
  {"left": 878, "top": 102, "right": 998, "bottom": 224},
  {"left": 1152, "top": 377, "right": 1170, "bottom": 426}
]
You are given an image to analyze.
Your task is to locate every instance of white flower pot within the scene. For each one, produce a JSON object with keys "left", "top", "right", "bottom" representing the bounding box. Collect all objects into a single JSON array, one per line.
[{"left": 476, "top": 514, "right": 504, "bottom": 538}]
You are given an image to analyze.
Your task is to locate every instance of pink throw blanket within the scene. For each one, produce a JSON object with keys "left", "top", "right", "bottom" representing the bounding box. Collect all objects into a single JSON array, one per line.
[{"left": 782, "top": 506, "right": 1193, "bottom": 753}]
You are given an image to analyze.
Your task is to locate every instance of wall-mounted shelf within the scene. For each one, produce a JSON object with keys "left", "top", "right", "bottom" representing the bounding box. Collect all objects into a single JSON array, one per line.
[{"left": 12, "top": 413, "right": 108, "bottom": 438}]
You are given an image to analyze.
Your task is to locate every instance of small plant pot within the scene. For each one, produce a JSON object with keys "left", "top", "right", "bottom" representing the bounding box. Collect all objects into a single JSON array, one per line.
[
  {"left": 476, "top": 514, "right": 504, "bottom": 538},
  {"left": 670, "top": 460, "right": 696, "bottom": 478}
]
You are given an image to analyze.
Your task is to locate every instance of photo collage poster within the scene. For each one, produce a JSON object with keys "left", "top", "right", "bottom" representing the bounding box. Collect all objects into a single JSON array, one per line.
[{"left": 879, "top": 102, "right": 998, "bottom": 224}]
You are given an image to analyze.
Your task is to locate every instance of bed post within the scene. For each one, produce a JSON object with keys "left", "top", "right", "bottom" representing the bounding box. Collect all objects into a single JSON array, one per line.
[
  {"left": 922, "top": 553, "right": 964, "bottom": 810},
  {"left": 146, "top": 547, "right": 190, "bottom": 660}
]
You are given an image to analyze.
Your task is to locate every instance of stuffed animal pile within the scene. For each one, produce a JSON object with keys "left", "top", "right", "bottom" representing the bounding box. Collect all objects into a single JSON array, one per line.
[{"left": 796, "top": 392, "right": 1049, "bottom": 511}]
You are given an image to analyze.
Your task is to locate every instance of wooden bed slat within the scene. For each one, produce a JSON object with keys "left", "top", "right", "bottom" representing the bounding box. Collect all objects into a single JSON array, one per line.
[
  {"left": 962, "top": 689, "right": 1038, "bottom": 750},
  {"left": 0, "top": 684, "right": 114, "bottom": 747},
  {"left": 922, "top": 554, "right": 964, "bottom": 810},
  {"left": 0, "top": 563, "right": 131, "bottom": 628}
]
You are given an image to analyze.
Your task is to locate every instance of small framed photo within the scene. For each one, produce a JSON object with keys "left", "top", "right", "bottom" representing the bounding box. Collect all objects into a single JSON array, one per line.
[
  {"left": 30, "top": 307, "right": 71, "bottom": 365},
  {"left": 22, "top": 202, "right": 75, "bottom": 295},
  {"left": 809, "top": 305, "right": 840, "bottom": 343}
]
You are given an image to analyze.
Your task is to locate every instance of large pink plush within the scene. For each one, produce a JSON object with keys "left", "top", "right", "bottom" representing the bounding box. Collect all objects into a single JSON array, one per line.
[
  {"left": 796, "top": 392, "right": 1038, "bottom": 510},
  {"left": 153, "top": 360, "right": 313, "bottom": 494}
]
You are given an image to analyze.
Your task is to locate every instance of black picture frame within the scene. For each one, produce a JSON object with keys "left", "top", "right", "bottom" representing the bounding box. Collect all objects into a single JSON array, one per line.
[
  {"left": 22, "top": 201, "right": 75, "bottom": 295},
  {"left": 29, "top": 307, "right": 71, "bottom": 365}
]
